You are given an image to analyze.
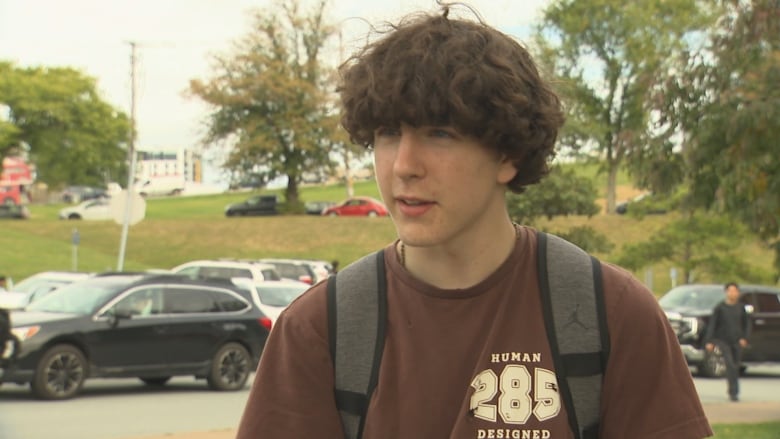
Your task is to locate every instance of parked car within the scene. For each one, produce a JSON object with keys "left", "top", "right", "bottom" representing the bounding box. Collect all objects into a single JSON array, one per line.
[
  {"left": 0, "top": 272, "right": 270, "bottom": 399},
  {"left": 228, "top": 174, "right": 265, "bottom": 191},
  {"left": 58, "top": 198, "right": 113, "bottom": 221},
  {"left": 615, "top": 192, "right": 668, "bottom": 215},
  {"left": 258, "top": 258, "right": 318, "bottom": 285},
  {"left": 660, "top": 283, "right": 780, "bottom": 377},
  {"left": 304, "top": 200, "right": 336, "bottom": 215},
  {"left": 321, "top": 196, "right": 389, "bottom": 217},
  {"left": 225, "top": 194, "right": 278, "bottom": 217},
  {"left": 61, "top": 185, "right": 108, "bottom": 204},
  {"left": 0, "top": 204, "right": 30, "bottom": 219},
  {"left": 301, "top": 259, "right": 335, "bottom": 283},
  {"left": 134, "top": 176, "right": 185, "bottom": 198},
  {"left": 252, "top": 279, "right": 310, "bottom": 326},
  {"left": 0, "top": 271, "right": 92, "bottom": 310},
  {"left": 171, "top": 260, "right": 282, "bottom": 283}
]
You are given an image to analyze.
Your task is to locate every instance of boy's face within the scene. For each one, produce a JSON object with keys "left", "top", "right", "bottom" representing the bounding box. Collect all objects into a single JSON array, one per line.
[{"left": 373, "top": 123, "right": 517, "bottom": 248}]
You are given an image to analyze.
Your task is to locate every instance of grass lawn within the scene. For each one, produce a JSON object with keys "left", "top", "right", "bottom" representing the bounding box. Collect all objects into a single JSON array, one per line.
[
  {"left": 1, "top": 179, "right": 775, "bottom": 296},
  {"left": 712, "top": 421, "right": 780, "bottom": 438}
]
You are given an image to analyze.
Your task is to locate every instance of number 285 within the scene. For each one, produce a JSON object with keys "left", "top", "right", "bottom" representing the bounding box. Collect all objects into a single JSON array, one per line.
[{"left": 469, "top": 365, "right": 561, "bottom": 424}]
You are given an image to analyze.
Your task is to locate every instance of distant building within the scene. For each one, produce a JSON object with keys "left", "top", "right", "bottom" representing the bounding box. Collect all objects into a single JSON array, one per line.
[{"left": 136, "top": 149, "right": 202, "bottom": 183}]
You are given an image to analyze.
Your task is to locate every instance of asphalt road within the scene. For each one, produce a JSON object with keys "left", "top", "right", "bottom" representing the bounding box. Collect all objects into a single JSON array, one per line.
[{"left": 1, "top": 366, "right": 779, "bottom": 439}]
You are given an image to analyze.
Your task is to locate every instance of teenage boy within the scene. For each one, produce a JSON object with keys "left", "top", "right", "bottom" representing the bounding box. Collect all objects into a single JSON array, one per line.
[{"left": 236, "top": 7, "right": 712, "bottom": 439}]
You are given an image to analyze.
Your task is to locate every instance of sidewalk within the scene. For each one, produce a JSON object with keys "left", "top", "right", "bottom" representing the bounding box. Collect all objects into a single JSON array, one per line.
[
  {"left": 702, "top": 400, "right": 780, "bottom": 424},
  {"left": 126, "top": 401, "right": 780, "bottom": 439}
]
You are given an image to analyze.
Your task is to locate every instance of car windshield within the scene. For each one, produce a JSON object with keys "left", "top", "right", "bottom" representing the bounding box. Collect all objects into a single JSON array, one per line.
[
  {"left": 256, "top": 284, "right": 308, "bottom": 307},
  {"left": 658, "top": 286, "right": 723, "bottom": 311},
  {"left": 12, "top": 277, "right": 72, "bottom": 294},
  {"left": 26, "top": 275, "right": 143, "bottom": 315}
]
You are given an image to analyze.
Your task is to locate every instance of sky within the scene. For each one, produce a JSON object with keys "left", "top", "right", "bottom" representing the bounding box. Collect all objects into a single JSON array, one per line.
[{"left": 0, "top": 0, "right": 548, "bottom": 185}]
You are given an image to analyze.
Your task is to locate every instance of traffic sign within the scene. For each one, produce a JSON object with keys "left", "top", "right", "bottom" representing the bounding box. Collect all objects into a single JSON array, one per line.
[{"left": 109, "top": 190, "right": 146, "bottom": 226}]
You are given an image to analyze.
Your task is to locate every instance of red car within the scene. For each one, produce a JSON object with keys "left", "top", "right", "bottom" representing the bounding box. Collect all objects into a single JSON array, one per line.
[{"left": 321, "top": 196, "right": 389, "bottom": 217}]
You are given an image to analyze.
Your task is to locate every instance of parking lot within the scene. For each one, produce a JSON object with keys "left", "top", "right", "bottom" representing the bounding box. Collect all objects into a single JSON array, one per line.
[{"left": 1, "top": 366, "right": 779, "bottom": 439}]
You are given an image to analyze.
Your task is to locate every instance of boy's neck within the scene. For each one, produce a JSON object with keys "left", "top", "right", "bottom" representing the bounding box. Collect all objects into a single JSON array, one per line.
[{"left": 400, "top": 220, "right": 518, "bottom": 290}]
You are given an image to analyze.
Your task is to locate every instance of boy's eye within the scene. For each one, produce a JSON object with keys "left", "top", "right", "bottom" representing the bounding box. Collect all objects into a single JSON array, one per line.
[
  {"left": 375, "top": 127, "right": 400, "bottom": 137},
  {"left": 429, "top": 128, "right": 452, "bottom": 137},
  {"left": 428, "top": 128, "right": 455, "bottom": 139}
]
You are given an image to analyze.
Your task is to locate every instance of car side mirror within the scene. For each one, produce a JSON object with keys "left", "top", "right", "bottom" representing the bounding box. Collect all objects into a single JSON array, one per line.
[{"left": 106, "top": 307, "right": 133, "bottom": 322}]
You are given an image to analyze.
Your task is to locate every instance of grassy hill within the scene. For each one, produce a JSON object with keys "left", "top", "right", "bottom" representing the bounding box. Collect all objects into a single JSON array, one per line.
[{"left": 1, "top": 178, "right": 775, "bottom": 296}]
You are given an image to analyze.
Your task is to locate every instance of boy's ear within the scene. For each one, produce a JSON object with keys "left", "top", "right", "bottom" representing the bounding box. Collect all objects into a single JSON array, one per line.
[{"left": 497, "top": 157, "right": 518, "bottom": 185}]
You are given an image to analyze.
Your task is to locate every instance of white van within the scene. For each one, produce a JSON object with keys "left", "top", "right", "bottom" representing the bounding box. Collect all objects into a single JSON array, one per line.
[{"left": 134, "top": 176, "right": 185, "bottom": 197}]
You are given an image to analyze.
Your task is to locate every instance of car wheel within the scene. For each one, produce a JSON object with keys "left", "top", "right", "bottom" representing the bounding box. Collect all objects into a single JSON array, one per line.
[
  {"left": 68, "top": 213, "right": 82, "bottom": 220},
  {"left": 207, "top": 342, "right": 251, "bottom": 391},
  {"left": 31, "top": 344, "right": 87, "bottom": 400},
  {"left": 328, "top": 212, "right": 338, "bottom": 217},
  {"left": 140, "top": 376, "right": 172, "bottom": 386},
  {"left": 3, "top": 198, "right": 15, "bottom": 206},
  {"left": 367, "top": 210, "right": 378, "bottom": 217},
  {"left": 698, "top": 345, "right": 727, "bottom": 377}
]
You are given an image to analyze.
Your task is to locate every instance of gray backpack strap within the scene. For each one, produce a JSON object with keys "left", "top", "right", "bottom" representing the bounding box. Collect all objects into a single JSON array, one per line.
[
  {"left": 327, "top": 250, "right": 387, "bottom": 439},
  {"left": 537, "top": 232, "right": 609, "bottom": 439}
]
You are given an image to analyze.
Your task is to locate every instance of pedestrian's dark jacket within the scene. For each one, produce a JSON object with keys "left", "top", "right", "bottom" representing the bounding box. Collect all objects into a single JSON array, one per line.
[{"left": 704, "top": 301, "right": 750, "bottom": 344}]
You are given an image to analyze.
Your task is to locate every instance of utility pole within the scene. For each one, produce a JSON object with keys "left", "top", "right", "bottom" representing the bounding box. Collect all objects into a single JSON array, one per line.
[{"left": 117, "top": 41, "right": 139, "bottom": 271}]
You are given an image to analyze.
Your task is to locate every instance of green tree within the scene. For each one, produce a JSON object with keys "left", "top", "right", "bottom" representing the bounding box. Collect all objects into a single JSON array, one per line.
[
  {"left": 653, "top": 0, "right": 780, "bottom": 277},
  {"left": 535, "top": 0, "right": 715, "bottom": 213},
  {"left": 616, "top": 213, "right": 769, "bottom": 283},
  {"left": 692, "top": 0, "right": 780, "bottom": 273},
  {"left": 189, "top": 0, "right": 342, "bottom": 209},
  {"left": 508, "top": 165, "right": 608, "bottom": 253},
  {"left": 0, "top": 61, "right": 131, "bottom": 187},
  {"left": 507, "top": 165, "right": 601, "bottom": 225}
]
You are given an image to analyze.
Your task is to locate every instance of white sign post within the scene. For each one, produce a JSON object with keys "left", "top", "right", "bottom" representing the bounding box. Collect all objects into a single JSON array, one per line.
[{"left": 111, "top": 189, "right": 146, "bottom": 271}]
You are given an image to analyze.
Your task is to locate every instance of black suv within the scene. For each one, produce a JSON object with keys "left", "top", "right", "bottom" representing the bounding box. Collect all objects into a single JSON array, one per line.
[
  {"left": 0, "top": 272, "right": 270, "bottom": 399},
  {"left": 224, "top": 194, "right": 278, "bottom": 217},
  {"left": 659, "top": 283, "right": 780, "bottom": 377}
]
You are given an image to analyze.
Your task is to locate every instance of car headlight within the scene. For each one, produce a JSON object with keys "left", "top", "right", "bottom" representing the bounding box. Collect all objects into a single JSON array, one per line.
[
  {"left": 680, "top": 317, "right": 699, "bottom": 337},
  {"left": 11, "top": 325, "right": 41, "bottom": 341}
]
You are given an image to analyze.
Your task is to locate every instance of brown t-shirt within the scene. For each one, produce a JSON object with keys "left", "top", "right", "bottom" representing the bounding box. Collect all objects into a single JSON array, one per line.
[{"left": 237, "top": 227, "right": 713, "bottom": 439}]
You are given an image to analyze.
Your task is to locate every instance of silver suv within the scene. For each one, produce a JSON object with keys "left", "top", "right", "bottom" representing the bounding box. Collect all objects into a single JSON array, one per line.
[
  {"left": 171, "top": 260, "right": 281, "bottom": 283},
  {"left": 171, "top": 260, "right": 283, "bottom": 310}
]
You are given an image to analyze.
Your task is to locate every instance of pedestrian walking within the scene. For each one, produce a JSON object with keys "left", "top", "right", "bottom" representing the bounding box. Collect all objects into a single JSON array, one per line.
[{"left": 704, "top": 282, "right": 751, "bottom": 402}]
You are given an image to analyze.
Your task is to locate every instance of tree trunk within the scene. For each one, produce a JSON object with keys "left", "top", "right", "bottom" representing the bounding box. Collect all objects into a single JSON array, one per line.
[
  {"left": 606, "top": 163, "right": 619, "bottom": 214},
  {"left": 285, "top": 175, "right": 299, "bottom": 206}
]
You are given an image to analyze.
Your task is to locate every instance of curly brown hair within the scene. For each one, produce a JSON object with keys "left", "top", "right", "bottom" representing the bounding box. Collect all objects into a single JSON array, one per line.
[{"left": 337, "top": 7, "right": 565, "bottom": 193}]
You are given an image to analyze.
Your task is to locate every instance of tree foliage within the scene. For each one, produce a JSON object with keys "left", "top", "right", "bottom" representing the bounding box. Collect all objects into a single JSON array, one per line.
[
  {"left": 508, "top": 166, "right": 610, "bottom": 253},
  {"left": 0, "top": 62, "right": 131, "bottom": 187},
  {"left": 189, "top": 0, "right": 345, "bottom": 208},
  {"left": 652, "top": 0, "right": 780, "bottom": 277},
  {"left": 616, "top": 213, "right": 770, "bottom": 283},
  {"left": 535, "top": 0, "right": 716, "bottom": 213},
  {"left": 507, "top": 165, "right": 601, "bottom": 224}
]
